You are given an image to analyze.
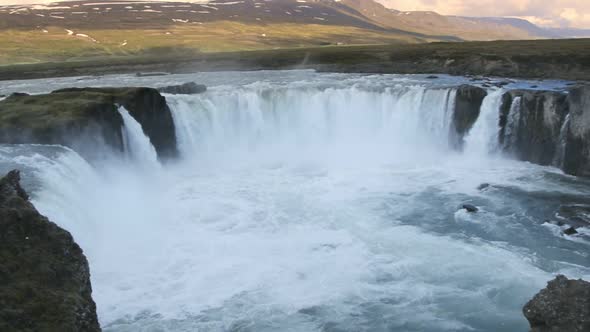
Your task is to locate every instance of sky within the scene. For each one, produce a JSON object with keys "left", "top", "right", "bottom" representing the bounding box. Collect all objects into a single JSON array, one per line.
[
  {"left": 0, "top": 0, "right": 588, "bottom": 29},
  {"left": 377, "top": 0, "right": 590, "bottom": 29}
]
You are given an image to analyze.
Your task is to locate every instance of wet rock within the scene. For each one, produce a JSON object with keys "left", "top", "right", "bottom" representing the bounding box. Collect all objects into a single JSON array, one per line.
[
  {"left": 158, "top": 82, "right": 207, "bottom": 95},
  {"left": 477, "top": 183, "right": 490, "bottom": 191},
  {"left": 498, "top": 90, "right": 569, "bottom": 166},
  {"left": 523, "top": 275, "right": 590, "bottom": 332},
  {"left": 557, "top": 204, "right": 590, "bottom": 229},
  {"left": 425, "top": 75, "right": 439, "bottom": 79},
  {"left": 9, "top": 92, "right": 29, "bottom": 97},
  {"left": 563, "top": 227, "right": 578, "bottom": 235},
  {"left": 0, "top": 87, "right": 178, "bottom": 160},
  {"left": 563, "top": 86, "right": 590, "bottom": 177},
  {"left": 0, "top": 170, "right": 100, "bottom": 332},
  {"left": 462, "top": 204, "right": 479, "bottom": 213},
  {"left": 450, "top": 85, "right": 488, "bottom": 150}
]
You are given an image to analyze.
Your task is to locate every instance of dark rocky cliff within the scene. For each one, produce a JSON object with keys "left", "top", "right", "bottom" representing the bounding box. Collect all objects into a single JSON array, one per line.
[
  {"left": 0, "top": 87, "right": 178, "bottom": 160},
  {"left": 498, "top": 89, "right": 569, "bottom": 166},
  {"left": 563, "top": 86, "right": 590, "bottom": 177},
  {"left": 498, "top": 86, "right": 590, "bottom": 177},
  {"left": 0, "top": 170, "right": 101, "bottom": 332}
]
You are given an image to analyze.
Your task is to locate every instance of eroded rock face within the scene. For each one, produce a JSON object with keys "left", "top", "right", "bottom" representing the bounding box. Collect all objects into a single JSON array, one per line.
[
  {"left": 0, "top": 170, "right": 101, "bottom": 332},
  {"left": 563, "top": 86, "right": 590, "bottom": 177},
  {"left": 523, "top": 275, "right": 590, "bottom": 332},
  {"left": 450, "top": 85, "right": 487, "bottom": 149},
  {"left": 53, "top": 87, "right": 178, "bottom": 160},
  {"left": 0, "top": 87, "right": 178, "bottom": 160},
  {"left": 498, "top": 89, "right": 569, "bottom": 166}
]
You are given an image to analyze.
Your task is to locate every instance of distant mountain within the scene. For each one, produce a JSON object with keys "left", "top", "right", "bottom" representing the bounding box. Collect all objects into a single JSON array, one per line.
[
  {"left": 547, "top": 28, "right": 590, "bottom": 38},
  {"left": 0, "top": 0, "right": 583, "bottom": 41}
]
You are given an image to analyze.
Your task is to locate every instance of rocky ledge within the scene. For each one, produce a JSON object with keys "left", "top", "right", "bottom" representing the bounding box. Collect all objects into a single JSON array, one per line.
[
  {"left": 524, "top": 275, "right": 590, "bottom": 332},
  {"left": 498, "top": 85, "right": 590, "bottom": 177},
  {"left": 0, "top": 86, "right": 180, "bottom": 160},
  {"left": 0, "top": 170, "right": 100, "bottom": 332}
]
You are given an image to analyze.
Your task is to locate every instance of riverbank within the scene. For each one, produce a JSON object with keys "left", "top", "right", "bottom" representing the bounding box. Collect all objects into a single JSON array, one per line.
[{"left": 1, "top": 38, "right": 589, "bottom": 82}]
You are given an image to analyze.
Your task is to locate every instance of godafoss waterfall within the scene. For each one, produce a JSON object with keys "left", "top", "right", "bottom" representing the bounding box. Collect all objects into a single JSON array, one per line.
[{"left": 0, "top": 71, "right": 589, "bottom": 332}]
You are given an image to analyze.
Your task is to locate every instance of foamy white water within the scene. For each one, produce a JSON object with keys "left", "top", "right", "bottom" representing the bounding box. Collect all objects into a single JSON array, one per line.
[
  {"left": 1, "top": 72, "right": 588, "bottom": 332},
  {"left": 464, "top": 89, "right": 504, "bottom": 156},
  {"left": 118, "top": 106, "right": 161, "bottom": 170}
]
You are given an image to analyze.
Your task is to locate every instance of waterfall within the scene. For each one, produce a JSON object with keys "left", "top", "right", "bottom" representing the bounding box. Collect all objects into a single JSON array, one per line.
[
  {"left": 167, "top": 86, "right": 461, "bottom": 163},
  {"left": 553, "top": 114, "right": 571, "bottom": 168},
  {"left": 503, "top": 96, "right": 522, "bottom": 150},
  {"left": 117, "top": 107, "right": 160, "bottom": 169},
  {"left": 4, "top": 74, "right": 590, "bottom": 332},
  {"left": 464, "top": 89, "right": 504, "bottom": 156}
]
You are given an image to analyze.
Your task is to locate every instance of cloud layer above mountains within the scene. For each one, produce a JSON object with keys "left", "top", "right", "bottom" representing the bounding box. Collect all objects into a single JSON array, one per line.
[{"left": 377, "top": 0, "right": 590, "bottom": 28}]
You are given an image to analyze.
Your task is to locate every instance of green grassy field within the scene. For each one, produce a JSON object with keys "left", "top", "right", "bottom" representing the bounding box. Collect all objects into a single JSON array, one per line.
[
  {"left": 0, "top": 22, "right": 424, "bottom": 65},
  {"left": 0, "top": 35, "right": 589, "bottom": 81}
]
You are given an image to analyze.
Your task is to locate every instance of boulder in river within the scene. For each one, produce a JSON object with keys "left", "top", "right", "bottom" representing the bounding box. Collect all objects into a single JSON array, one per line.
[
  {"left": 523, "top": 275, "right": 590, "bottom": 332},
  {"left": 158, "top": 82, "right": 207, "bottom": 95},
  {"left": 462, "top": 204, "right": 479, "bottom": 213},
  {"left": 0, "top": 170, "right": 101, "bottom": 332}
]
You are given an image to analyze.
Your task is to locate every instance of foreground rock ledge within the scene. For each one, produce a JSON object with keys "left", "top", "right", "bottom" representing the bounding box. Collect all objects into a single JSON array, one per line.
[
  {"left": 0, "top": 170, "right": 100, "bottom": 332},
  {"left": 524, "top": 275, "right": 590, "bottom": 332}
]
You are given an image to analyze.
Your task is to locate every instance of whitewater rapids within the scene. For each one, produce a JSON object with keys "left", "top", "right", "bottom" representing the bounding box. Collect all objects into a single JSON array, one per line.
[{"left": 1, "top": 71, "right": 589, "bottom": 332}]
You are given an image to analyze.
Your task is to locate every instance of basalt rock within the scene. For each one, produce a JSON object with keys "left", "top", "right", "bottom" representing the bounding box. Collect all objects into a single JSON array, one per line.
[
  {"left": 523, "top": 275, "right": 590, "bottom": 332},
  {"left": 450, "top": 85, "right": 488, "bottom": 150},
  {"left": 158, "top": 82, "right": 207, "bottom": 95},
  {"left": 0, "top": 170, "right": 101, "bottom": 332},
  {"left": 0, "top": 87, "right": 178, "bottom": 160},
  {"left": 462, "top": 204, "right": 479, "bottom": 213},
  {"left": 563, "top": 86, "right": 590, "bottom": 177},
  {"left": 498, "top": 89, "right": 569, "bottom": 166}
]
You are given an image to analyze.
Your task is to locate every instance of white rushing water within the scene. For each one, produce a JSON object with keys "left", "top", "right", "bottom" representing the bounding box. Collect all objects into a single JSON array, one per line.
[
  {"left": 464, "top": 89, "right": 504, "bottom": 156},
  {"left": 118, "top": 106, "right": 161, "bottom": 170},
  {"left": 2, "top": 73, "right": 589, "bottom": 332}
]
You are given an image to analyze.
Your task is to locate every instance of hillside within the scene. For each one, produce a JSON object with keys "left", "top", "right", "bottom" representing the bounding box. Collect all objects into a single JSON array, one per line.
[{"left": 0, "top": 0, "right": 583, "bottom": 65}]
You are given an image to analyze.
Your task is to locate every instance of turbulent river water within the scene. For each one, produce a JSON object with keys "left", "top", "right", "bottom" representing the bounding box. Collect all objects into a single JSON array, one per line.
[{"left": 1, "top": 71, "right": 589, "bottom": 332}]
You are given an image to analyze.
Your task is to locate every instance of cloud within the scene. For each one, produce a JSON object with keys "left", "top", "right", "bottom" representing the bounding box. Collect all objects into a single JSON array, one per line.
[{"left": 377, "top": 0, "right": 590, "bottom": 28}]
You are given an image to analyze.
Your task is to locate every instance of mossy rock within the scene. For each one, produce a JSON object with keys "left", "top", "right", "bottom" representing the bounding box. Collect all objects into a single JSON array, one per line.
[{"left": 0, "top": 87, "right": 178, "bottom": 160}]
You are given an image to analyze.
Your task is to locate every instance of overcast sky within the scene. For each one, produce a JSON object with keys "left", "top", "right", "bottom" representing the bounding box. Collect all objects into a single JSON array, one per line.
[
  {"left": 0, "top": 0, "right": 588, "bottom": 29},
  {"left": 377, "top": 0, "right": 590, "bottom": 29}
]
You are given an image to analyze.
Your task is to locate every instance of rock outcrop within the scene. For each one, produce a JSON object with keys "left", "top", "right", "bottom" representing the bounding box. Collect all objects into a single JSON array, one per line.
[
  {"left": 158, "top": 82, "right": 207, "bottom": 95},
  {"left": 0, "top": 170, "right": 100, "bottom": 332},
  {"left": 563, "top": 86, "right": 590, "bottom": 177},
  {"left": 498, "top": 89, "right": 569, "bottom": 166},
  {"left": 495, "top": 86, "right": 590, "bottom": 177},
  {"left": 450, "top": 85, "right": 487, "bottom": 149},
  {"left": 0, "top": 87, "right": 178, "bottom": 160},
  {"left": 523, "top": 275, "right": 590, "bottom": 332}
]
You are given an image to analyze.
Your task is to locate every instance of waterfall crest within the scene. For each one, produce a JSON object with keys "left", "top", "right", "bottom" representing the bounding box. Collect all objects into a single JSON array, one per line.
[{"left": 167, "top": 86, "right": 466, "bottom": 164}]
